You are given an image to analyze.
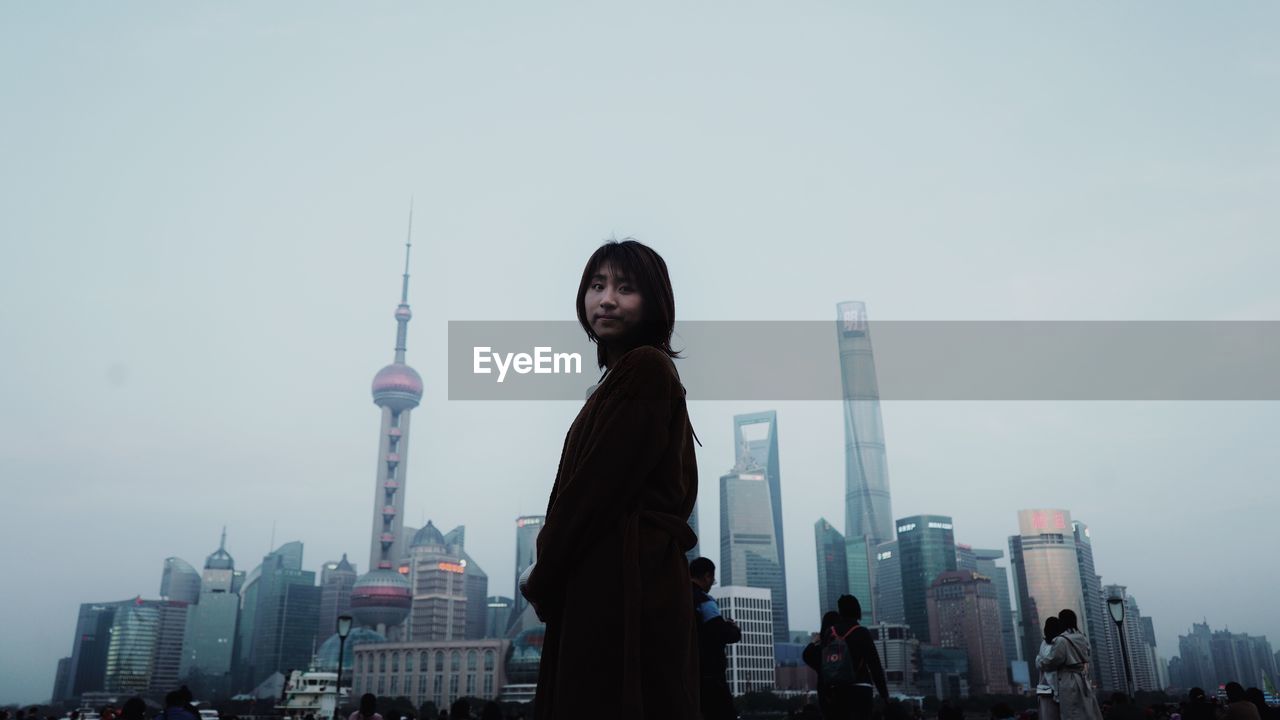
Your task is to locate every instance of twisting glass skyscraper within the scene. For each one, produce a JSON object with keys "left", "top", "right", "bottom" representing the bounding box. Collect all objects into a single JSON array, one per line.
[{"left": 836, "top": 301, "right": 894, "bottom": 545}]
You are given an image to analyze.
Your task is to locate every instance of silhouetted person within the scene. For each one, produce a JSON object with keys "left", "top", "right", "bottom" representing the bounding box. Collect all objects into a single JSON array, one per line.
[
  {"left": 1181, "top": 688, "right": 1215, "bottom": 720},
  {"left": 802, "top": 611, "right": 842, "bottom": 717},
  {"left": 522, "top": 240, "right": 700, "bottom": 720},
  {"left": 1037, "top": 616, "right": 1063, "bottom": 720},
  {"left": 1223, "top": 684, "right": 1260, "bottom": 720},
  {"left": 480, "top": 703, "right": 502, "bottom": 720},
  {"left": 120, "top": 699, "right": 147, "bottom": 720},
  {"left": 448, "top": 700, "right": 470, "bottom": 720},
  {"left": 1040, "top": 609, "right": 1103, "bottom": 720},
  {"left": 348, "top": 694, "right": 382, "bottom": 720},
  {"left": 1104, "top": 692, "right": 1143, "bottom": 720},
  {"left": 691, "top": 557, "right": 741, "bottom": 720},
  {"left": 815, "top": 595, "right": 888, "bottom": 720},
  {"left": 1244, "top": 689, "right": 1273, "bottom": 720},
  {"left": 991, "top": 704, "right": 1017, "bottom": 720},
  {"left": 157, "top": 693, "right": 196, "bottom": 720}
]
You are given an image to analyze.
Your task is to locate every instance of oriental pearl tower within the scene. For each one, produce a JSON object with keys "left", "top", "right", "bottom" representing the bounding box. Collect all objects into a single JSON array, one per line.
[{"left": 349, "top": 208, "right": 422, "bottom": 636}]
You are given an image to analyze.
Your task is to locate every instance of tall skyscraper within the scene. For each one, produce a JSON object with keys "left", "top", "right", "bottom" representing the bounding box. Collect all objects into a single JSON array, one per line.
[
  {"left": 926, "top": 571, "right": 1011, "bottom": 695},
  {"left": 181, "top": 530, "right": 242, "bottom": 685},
  {"left": 1009, "top": 509, "right": 1086, "bottom": 673},
  {"left": 443, "top": 525, "right": 490, "bottom": 640},
  {"left": 484, "top": 596, "right": 514, "bottom": 639},
  {"left": 161, "top": 557, "right": 202, "bottom": 604},
  {"left": 1178, "top": 622, "right": 1217, "bottom": 691},
  {"left": 66, "top": 597, "right": 190, "bottom": 696},
  {"left": 1103, "top": 586, "right": 1160, "bottom": 692},
  {"left": 721, "top": 466, "right": 788, "bottom": 643},
  {"left": 846, "top": 535, "right": 876, "bottom": 621},
  {"left": 896, "top": 515, "right": 957, "bottom": 644},
  {"left": 351, "top": 213, "right": 421, "bottom": 635},
  {"left": 814, "top": 518, "right": 848, "bottom": 616},
  {"left": 248, "top": 541, "right": 319, "bottom": 685},
  {"left": 733, "top": 410, "right": 788, "bottom": 618},
  {"left": 971, "top": 547, "right": 1020, "bottom": 665},
  {"left": 509, "top": 515, "right": 543, "bottom": 632},
  {"left": 1072, "top": 521, "right": 1120, "bottom": 691},
  {"left": 836, "top": 301, "right": 894, "bottom": 546},
  {"left": 873, "top": 541, "right": 905, "bottom": 625},
  {"left": 317, "top": 554, "right": 357, "bottom": 640},
  {"left": 405, "top": 522, "right": 469, "bottom": 641}
]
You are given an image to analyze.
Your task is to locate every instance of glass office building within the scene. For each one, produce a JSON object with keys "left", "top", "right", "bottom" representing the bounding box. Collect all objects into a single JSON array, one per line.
[
  {"left": 1009, "top": 509, "right": 1086, "bottom": 674},
  {"left": 721, "top": 468, "right": 788, "bottom": 644},
  {"left": 836, "top": 301, "right": 894, "bottom": 546},
  {"left": 897, "top": 514, "right": 957, "bottom": 644}
]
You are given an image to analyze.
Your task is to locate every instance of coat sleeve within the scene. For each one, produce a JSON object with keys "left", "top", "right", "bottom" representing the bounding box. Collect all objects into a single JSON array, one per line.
[
  {"left": 1039, "top": 637, "right": 1070, "bottom": 671},
  {"left": 853, "top": 626, "right": 890, "bottom": 700},
  {"left": 802, "top": 642, "right": 821, "bottom": 673},
  {"left": 524, "top": 347, "right": 680, "bottom": 613}
]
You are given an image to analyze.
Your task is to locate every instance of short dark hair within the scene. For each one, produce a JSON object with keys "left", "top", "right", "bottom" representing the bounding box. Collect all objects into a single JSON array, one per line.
[
  {"left": 1188, "top": 687, "right": 1206, "bottom": 701},
  {"left": 689, "top": 557, "right": 715, "bottom": 578},
  {"left": 359, "top": 693, "right": 377, "bottom": 716},
  {"left": 1043, "top": 616, "right": 1062, "bottom": 640},
  {"left": 837, "top": 594, "right": 862, "bottom": 620},
  {"left": 1224, "top": 682, "right": 1245, "bottom": 703},
  {"left": 1058, "top": 609, "right": 1079, "bottom": 631},
  {"left": 576, "top": 238, "right": 680, "bottom": 370}
]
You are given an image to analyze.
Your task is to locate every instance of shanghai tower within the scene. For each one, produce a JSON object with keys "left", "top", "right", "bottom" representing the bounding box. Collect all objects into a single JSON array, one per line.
[
  {"left": 837, "top": 301, "right": 894, "bottom": 545},
  {"left": 349, "top": 208, "right": 421, "bottom": 635}
]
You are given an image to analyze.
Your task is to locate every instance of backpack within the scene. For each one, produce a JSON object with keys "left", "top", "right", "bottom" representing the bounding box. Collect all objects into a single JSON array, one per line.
[{"left": 820, "top": 623, "right": 865, "bottom": 686}]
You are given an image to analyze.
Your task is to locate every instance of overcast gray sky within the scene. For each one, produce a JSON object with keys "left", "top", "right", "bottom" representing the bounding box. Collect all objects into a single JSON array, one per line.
[{"left": 3, "top": 2, "right": 1279, "bottom": 705}]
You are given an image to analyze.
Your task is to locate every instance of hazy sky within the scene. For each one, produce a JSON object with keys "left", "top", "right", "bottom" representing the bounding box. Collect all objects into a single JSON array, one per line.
[{"left": 3, "top": 2, "right": 1279, "bottom": 705}]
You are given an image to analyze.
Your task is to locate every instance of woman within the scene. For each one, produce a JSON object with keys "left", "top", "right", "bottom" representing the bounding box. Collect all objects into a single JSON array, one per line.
[
  {"left": 1036, "top": 617, "right": 1063, "bottom": 720},
  {"left": 1040, "top": 610, "right": 1104, "bottom": 720},
  {"left": 522, "top": 239, "right": 701, "bottom": 720}
]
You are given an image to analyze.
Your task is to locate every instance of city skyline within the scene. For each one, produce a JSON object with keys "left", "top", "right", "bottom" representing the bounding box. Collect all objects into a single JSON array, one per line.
[{"left": 4, "top": 1, "right": 1280, "bottom": 705}]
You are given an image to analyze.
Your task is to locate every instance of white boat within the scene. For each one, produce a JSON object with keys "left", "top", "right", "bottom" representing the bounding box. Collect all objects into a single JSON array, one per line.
[{"left": 276, "top": 666, "right": 349, "bottom": 719}]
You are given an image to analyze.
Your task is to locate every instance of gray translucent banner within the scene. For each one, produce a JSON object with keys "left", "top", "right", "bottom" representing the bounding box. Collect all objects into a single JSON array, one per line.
[{"left": 447, "top": 321, "right": 1280, "bottom": 400}]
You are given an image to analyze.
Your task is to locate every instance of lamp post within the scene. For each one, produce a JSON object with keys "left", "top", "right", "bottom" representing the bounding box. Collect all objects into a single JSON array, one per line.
[
  {"left": 334, "top": 614, "right": 353, "bottom": 720},
  {"left": 1107, "top": 597, "right": 1134, "bottom": 699}
]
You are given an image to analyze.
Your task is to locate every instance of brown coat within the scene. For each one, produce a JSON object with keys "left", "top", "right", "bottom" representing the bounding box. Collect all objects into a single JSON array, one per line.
[{"left": 524, "top": 345, "right": 701, "bottom": 720}]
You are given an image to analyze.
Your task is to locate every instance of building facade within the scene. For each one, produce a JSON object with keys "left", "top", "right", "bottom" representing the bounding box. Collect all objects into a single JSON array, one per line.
[
  {"left": 868, "top": 623, "right": 920, "bottom": 696},
  {"left": 442, "top": 525, "right": 490, "bottom": 640},
  {"left": 405, "top": 522, "right": 469, "bottom": 642},
  {"left": 161, "top": 558, "right": 202, "bottom": 605},
  {"left": 317, "top": 554, "right": 357, "bottom": 641},
  {"left": 509, "top": 515, "right": 543, "bottom": 632},
  {"left": 836, "top": 301, "right": 895, "bottom": 546},
  {"left": 972, "top": 547, "right": 1019, "bottom": 665},
  {"left": 353, "top": 639, "right": 508, "bottom": 708},
  {"left": 1072, "top": 522, "right": 1120, "bottom": 691},
  {"left": 732, "top": 410, "right": 789, "bottom": 642},
  {"left": 897, "top": 515, "right": 957, "bottom": 644},
  {"left": 874, "top": 541, "right": 904, "bottom": 625},
  {"left": 710, "top": 586, "right": 775, "bottom": 696},
  {"left": 1009, "top": 508, "right": 1086, "bottom": 674},
  {"left": 814, "top": 518, "right": 847, "bottom": 616},
  {"left": 926, "top": 571, "right": 1011, "bottom": 695},
  {"left": 720, "top": 467, "right": 788, "bottom": 644}
]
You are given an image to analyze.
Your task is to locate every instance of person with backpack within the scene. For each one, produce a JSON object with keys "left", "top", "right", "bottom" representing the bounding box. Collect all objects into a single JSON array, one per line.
[
  {"left": 811, "top": 595, "right": 889, "bottom": 720},
  {"left": 691, "top": 557, "right": 742, "bottom": 720}
]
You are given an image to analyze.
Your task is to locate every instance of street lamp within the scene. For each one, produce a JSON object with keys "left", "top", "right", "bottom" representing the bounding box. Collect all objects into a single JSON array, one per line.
[
  {"left": 334, "top": 614, "right": 354, "bottom": 720},
  {"left": 1107, "top": 597, "right": 1134, "bottom": 699}
]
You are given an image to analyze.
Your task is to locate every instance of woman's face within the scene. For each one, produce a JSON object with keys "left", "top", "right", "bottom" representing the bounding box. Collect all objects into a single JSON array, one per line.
[{"left": 584, "top": 263, "right": 643, "bottom": 346}]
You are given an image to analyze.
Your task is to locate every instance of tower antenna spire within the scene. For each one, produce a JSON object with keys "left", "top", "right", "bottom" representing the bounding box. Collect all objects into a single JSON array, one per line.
[
  {"left": 401, "top": 197, "right": 413, "bottom": 305},
  {"left": 219, "top": 525, "right": 227, "bottom": 551}
]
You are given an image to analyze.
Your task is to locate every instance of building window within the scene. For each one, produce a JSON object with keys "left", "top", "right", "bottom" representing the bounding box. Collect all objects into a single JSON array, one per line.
[
  {"left": 483, "top": 650, "right": 495, "bottom": 671},
  {"left": 379, "top": 652, "right": 386, "bottom": 672},
  {"left": 390, "top": 676, "right": 398, "bottom": 695},
  {"left": 467, "top": 649, "right": 477, "bottom": 671},
  {"left": 451, "top": 650, "right": 461, "bottom": 672},
  {"left": 449, "top": 674, "right": 459, "bottom": 698},
  {"left": 433, "top": 674, "right": 443, "bottom": 700},
  {"left": 420, "top": 651, "right": 429, "bottom": 671},
  {"left": 483, "top": 674, "right": 493, "bottom": 697},
  {"left": 405, "top": 651, "right": 414, "bottom": 673},
  {"left": 377, "top": 677, "right": 384, "bottom": 695},
  {"left": 392, "top": 652, "right": 399, "bottom": 672},
  {"left": 466, "top": 673, "right": 476, "bottom": 695},
  {"left": 435, "top": 651, "right": 445, "bottom": 672},
  {"left": 355, "top": 655, "right": 363, "bottom": 673}
]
